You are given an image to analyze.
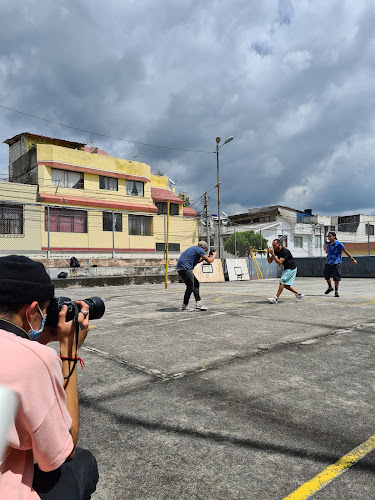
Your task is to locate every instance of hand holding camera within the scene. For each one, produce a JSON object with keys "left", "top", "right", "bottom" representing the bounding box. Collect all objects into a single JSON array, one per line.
[{"left": 58, "top": 301, "right": 90, "bottom": 354}]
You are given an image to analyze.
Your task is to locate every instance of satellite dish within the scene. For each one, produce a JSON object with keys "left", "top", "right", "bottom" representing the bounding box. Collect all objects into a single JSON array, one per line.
[{"left": 168, "top": 178, "right": 176, "bottom": 185}]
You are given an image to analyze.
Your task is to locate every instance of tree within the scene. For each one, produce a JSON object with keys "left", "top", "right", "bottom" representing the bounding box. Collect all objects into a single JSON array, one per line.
[{"left": 224, "top": 230, "right": 268, "bottom": 257}]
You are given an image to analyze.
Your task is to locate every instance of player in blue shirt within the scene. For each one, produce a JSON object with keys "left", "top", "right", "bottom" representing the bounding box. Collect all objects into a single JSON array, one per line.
[
  {"left": 176, "top": 241, "right": 216, "bottom": 310},
  {"left": 324, "top": 231, "right": 357, "bottom": 297}
]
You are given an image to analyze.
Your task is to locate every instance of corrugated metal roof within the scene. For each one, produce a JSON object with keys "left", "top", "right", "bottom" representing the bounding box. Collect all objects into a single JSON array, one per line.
[
  {"left": 183, "top": 206, "right": 199, "bottom": 217},
  {"left": 151, "top": 187, "right": 184, "bottom": 204},
  {"left": 3, "top": 132, "right": 86, "bottom": 147}
]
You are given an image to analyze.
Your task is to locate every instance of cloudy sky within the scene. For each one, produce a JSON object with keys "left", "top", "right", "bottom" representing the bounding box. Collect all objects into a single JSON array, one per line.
[{"left": 1, "top": 0, "right": 374, "bottom": 217}]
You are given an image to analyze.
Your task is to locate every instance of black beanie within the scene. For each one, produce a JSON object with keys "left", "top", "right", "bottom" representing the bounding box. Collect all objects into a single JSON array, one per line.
[{"left": 0, "top": 255, "right": 54, "bottom": 304}]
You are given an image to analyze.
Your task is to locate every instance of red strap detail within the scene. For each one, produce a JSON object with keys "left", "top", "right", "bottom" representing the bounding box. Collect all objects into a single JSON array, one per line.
[{"left": 60, "top": 356, "right": 85, "bottom": 369}]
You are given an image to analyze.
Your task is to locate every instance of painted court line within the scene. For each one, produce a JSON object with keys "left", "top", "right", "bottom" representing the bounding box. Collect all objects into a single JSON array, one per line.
[
  {"left": 156, "top": 311, "right": 226, "bottom": 326},
  {"left": 283, "top": 434, "right": 375, "bottom": 499}
]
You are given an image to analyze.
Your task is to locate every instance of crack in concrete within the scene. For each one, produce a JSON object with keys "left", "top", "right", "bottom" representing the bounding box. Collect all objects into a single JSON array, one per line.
[{"left": 82, "top": 321, "right": 375, "bottom": 385}]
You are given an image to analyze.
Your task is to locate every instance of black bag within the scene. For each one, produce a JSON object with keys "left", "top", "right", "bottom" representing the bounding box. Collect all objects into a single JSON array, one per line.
[
  {"left": 58, "top": 272, "right": 68, "bottom": 279},
  {"left": 69, "top": 256, "right": 80, "bottom": 268}
]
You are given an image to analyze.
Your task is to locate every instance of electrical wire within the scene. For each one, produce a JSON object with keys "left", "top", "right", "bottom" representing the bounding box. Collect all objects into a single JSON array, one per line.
[{"left": 0, "top": 104, "right": 215, "bottom": 154}]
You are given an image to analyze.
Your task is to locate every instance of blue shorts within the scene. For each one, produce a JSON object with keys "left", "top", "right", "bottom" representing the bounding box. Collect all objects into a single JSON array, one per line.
[{"left": 280, "top": 267, "right": 297, "bottom": 286}]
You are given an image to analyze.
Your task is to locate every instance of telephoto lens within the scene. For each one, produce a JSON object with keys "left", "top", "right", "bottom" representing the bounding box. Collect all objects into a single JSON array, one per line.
[{"left": 45, "top": 296, "right": 105, "bottom": 327}]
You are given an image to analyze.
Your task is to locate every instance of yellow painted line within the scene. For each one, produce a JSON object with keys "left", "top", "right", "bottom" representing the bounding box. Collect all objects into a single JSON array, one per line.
[{"left": 283, "top": 435, "right": 375, "bottom": 499}]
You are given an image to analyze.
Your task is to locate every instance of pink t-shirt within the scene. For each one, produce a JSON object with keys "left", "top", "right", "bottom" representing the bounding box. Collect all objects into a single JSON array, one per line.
[{"left": 0, "top": 330, "right": 73, "bottom": 499}]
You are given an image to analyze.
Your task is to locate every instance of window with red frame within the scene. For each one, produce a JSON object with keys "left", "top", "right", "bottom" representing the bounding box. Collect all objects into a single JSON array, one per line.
[{"left": 45, "top": 207, "right": 87, "bottom": 233}]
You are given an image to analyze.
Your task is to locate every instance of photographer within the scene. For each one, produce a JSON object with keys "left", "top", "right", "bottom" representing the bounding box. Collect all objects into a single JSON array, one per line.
[
  {"left": 176, "top": 241, "right": 217, "bottom": 311},
  {"left": 0, "top": 255, "right": 98, "bottom": 499}
]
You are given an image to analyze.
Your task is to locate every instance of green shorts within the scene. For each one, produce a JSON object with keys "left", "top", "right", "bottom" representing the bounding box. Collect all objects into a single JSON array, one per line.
[{"left": 280, "top": 267, "right": 297, "bottom": 286}]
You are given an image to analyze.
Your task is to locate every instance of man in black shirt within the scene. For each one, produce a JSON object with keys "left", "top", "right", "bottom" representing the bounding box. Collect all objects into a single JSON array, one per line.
[{"left": 266, "top": 239, "right": 304, "bottom": 303}]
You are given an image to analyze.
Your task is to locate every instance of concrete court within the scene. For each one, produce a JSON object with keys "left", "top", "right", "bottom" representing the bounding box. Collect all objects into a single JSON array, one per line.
[{"left": 57, "top": 277, "right": 375, "bottom": 499}]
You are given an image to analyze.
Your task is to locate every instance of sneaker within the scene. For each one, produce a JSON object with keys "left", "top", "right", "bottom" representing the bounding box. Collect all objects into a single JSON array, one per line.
[
  {"left": 267, "top": 296, "right": 278, "bottom": 304},
  {"left": 325, "top": 287, "right": 334, "bottom": 294},
  {"left": 195, "top": 301, "right": 208, "bottom": 311},
  {"left": 181, "top": 303, "right": 190, "bottom": 311},
  {"left": 335, "top": 290, "right": 339, "bottom": 297},
  {"left": 295, "top": 293, "right": 304, "bottom": 302}
]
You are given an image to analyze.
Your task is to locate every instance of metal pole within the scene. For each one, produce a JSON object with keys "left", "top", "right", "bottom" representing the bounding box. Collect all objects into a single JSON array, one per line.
[
  {"left": 112, "top": 210, "right": 115, "bottom": 258},
  {"left": 204, "top": 191, "right": 210, "bottom": 250},
  {"left": 234, "top": 225, "right": 237, "bottom": 257},
  {"left": 367, "top": 222, "right": 370, "bottom": 255},
  {"left": 47, "top": 205, "right": 50, "bottom": 258},
  {"left": 320, "top": 224, "right": 322, "bottom": 257},
  {"left": 260, "top": 229, "right": 262, "bottom": 251},
  {"left": 216, "top": 144, "right": 221, "bottom": 259},
  {"left": 164, "top": 213, "right": 167, "bottom": 256},
  {"left": 165, "top": 201, "right": 170, "bottom": 289}
]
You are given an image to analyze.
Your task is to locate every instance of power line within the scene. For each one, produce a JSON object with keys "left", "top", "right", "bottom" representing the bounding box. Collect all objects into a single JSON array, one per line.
[{"left": 0, "top": 104, "right": 215, "bottom": 154}]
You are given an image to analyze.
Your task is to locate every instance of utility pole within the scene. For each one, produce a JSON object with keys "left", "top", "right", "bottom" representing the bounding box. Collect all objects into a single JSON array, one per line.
[
  {"left": 203, "top": 191, "right": 210, "bottom": 249},
  {"left": 367, "top": 222, "right": 370, "bottom": 255}
]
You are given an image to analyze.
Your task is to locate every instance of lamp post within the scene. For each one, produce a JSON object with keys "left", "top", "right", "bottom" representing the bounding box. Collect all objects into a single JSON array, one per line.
[{"left": 215, "top": 136, "right": 234, "bottom": 259}]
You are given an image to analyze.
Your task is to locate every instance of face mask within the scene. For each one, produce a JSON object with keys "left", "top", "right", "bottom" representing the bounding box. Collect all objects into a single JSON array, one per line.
[{"left": 27, "top": 304, "right": 47, "bottom": 341}]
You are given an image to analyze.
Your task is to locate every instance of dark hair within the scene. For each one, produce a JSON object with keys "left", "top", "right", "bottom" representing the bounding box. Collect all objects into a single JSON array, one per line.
[
  {"left": 273, "top": 238, "right": 282, "bottom": 244},
  {"left": 0, "top": 300, "right": 49, "bottom": 319},
  {"left": 0, "top": 303, "right": 25, "bottom": 317}
]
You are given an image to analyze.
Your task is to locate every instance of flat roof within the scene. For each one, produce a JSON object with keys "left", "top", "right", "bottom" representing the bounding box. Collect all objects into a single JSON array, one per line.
[{"left": 3, "top": 132, "right": 86, "bottom": 148}]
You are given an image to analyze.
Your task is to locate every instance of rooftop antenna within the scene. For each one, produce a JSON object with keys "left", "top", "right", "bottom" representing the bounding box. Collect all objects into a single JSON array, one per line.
[
  {"left": 168, "top": 178, "right": 177, "bottom": 186},
  {"left": 132, "top": 155, "right": 138, "bottom": 161}
]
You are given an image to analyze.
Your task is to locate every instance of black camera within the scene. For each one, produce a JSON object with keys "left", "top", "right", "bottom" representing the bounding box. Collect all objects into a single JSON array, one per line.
[{"left": 45, "top": 296, "right": 105, "bottom": 327}]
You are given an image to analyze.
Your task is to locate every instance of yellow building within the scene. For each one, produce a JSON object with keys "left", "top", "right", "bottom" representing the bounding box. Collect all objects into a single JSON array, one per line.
[
  {"left": 0, "top": 181, "right": 41, "bottom": 254},
  {"left": 2, "top": 132, "right": 199, "bottom": 256}
]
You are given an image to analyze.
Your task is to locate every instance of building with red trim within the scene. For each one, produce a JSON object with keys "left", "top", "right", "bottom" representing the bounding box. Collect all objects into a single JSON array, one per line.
[{"left": 1, "top": 132, "right": 199, "bottom": 256}]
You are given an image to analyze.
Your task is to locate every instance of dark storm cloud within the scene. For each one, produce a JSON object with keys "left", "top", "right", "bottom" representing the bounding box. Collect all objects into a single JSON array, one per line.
[{"left": 1, "top": 0, "right": 375, "bottom": 216}]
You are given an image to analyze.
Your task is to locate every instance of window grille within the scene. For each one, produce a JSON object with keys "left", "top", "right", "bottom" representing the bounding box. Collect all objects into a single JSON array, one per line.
[
  {"left": 155, "top": 202, "right": 179, "bottom": 215},
  {"left": 103, "top": 212, "right": 122, "bottom": 232},
  {"left": 45, "top": 208, "right": 87, "bottom": 233},
  {"left": 128, "top": 215, "right": 152, "bottom": 236},
  {"left": 156, "top": 243, "right": 180, "bottom": 252},
  {"left": 0, "top": 204, "right": 23, "bottom": 235},
  {"left": 294, "top": 236, "right": 303, "bottom": 248}
]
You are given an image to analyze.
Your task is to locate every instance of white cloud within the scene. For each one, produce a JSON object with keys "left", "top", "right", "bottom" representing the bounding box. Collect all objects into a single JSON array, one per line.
[{"left": 282, "top": 50, "right": 312, "bottom": 71}]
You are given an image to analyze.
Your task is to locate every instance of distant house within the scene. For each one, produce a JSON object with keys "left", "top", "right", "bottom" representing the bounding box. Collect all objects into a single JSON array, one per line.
[
  {"left": 202, "top": 205, "right": 375, "bottom": 257},
  {"left": 1, "top": 132, "right": 199, "bottom": 257}
]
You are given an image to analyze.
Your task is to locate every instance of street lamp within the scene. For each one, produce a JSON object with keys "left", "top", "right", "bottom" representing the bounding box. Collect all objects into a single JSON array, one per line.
[{"left": 215, "top": 136, "right": 234, "bottom": 259}]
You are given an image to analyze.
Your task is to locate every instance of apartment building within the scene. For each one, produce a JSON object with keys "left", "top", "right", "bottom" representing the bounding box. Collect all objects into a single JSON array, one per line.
[{"left": 1, "top": 132, "right": 198, "bottom": 256}]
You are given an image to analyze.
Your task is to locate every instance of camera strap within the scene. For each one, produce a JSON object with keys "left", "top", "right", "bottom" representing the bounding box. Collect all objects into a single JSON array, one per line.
[
  {"left": 63, "top": 303, "right": 85, "bottom": 380},
  {"left": 0, "top": 319, "right": 30, "bottom": 340}
]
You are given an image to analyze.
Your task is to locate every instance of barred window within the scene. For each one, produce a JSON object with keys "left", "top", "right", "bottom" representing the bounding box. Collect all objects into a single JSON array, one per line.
[
  {"left": 99, "top": 176, "right": 118, "bottom": 191},
  {"left": 294, "top": 236, "right": 303, "bottom": 248},
  {"left": 278, "top": 235, "right": 288, "bottom": 247},
  {"left": 365, "top": 224, "right": 374, "bottom": 236},
  {"left": 103, "top": 212, "right": 122, "bottom": 232},
  {"left": 45, "top": 208, "right": 87, "bottom": 233},
  {"left": 51, "top": 168, "right": 83, "bottom": 189},
  {"left": 126, "top": 180, "right": 144, "bottom": 197},
  {"left": 315, "top": 235, "right": 321, "bottom": 248},
  {"left": 0, "top": 204, "right": 23, "bottom": 235},
  {"left": 156, "top": 243, "right": 180, "bottom": 252},
  {"left": 155, "top": 202, "right": 179, "bottom": 215},
  {"left": 128, "top": 215, "right": 152, "bottom": 236}
]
